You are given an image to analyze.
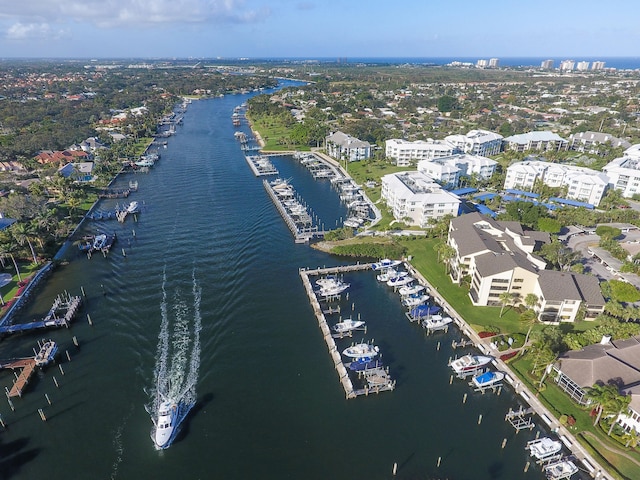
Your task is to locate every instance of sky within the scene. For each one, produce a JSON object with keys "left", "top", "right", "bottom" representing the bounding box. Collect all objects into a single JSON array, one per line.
[{"left": 0, "top": 0, "right": 639, "bottom": 59}]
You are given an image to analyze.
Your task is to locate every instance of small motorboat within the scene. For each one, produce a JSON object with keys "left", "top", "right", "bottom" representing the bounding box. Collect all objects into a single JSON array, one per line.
[
  {"left": 342, "top": 343, "right": 379, "bottom": 360},
  {"left": 376, "top": 268, "right": 405, "bottom": 282},
  {"left": 332, "top": 319, "right": 365, "bottom": 334},
  {"left": 402, "top": 293, "right": 429, "bottom": 307},
  {"left": 92, "top": 234, "right": 107, "bottom": 250},
  {"left": 526, "top": 437, "right": 563, "bottom": 461},
  {"left": 450, "top": 354, "right": 493, "bottom": 375},
  {"left": 154, "top": 399, "right": 179, "bottom": 449},
  {"left": 348, "top": 358, "right": 383, "bottom": 371},
  {"left": 34, "top": 339, "right": 58, "bottom": 366},
  {"left": 422, "top": 315, "right": 453, "bottom": 332},
  {"left": 387, "top": 275, "right": 414, "bottom": 287},
  {"left": 543, "top": 459, "right": 578, "bottom": 479},
  {"left": 126, "top": 201, "right": 139, "bottom": 213},
  {"left": 372, "top": 259, "right": 402, "bottom": 270},
  {"left": 471, "top": 370, "right": 505, "bottom": 389},
  {"left": 406, "top": 304, "right": 441, "bottom": 322},
  {"left": 398, "top": 284, "right": 425, "bottom": 296}
]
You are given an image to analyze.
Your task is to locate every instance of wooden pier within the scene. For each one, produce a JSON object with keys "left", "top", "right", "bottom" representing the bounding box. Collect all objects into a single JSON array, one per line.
[
  {"left": 245, "top": 155, "right": 279, "bottom": 177},
  {"left": 300, "top": 263, "right": 395, "bottom": 399},
  {"left": 0, "top": 293, "right": 82, "bottom": 335},
  {"left": 1, "top": 340, "right": 58, "bottom": 398}
]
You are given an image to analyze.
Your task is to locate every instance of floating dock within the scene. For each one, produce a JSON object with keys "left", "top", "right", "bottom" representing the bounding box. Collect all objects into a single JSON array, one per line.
[
  {"left": 245, "top": 155, "right": 278, "bottom": 176},
  {"left": 299, "top": 264, "right": 395, "bottom": 399}
]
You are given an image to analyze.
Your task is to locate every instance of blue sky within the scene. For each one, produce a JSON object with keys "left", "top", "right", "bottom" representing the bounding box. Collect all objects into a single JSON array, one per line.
[{"left": 1, "top": 0, "right": 639, "bottom": 59}]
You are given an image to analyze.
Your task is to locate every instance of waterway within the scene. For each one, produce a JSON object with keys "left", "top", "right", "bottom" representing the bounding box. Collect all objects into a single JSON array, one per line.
[{"left": 0, "top": 82, "right": 552, "bottom": 479}]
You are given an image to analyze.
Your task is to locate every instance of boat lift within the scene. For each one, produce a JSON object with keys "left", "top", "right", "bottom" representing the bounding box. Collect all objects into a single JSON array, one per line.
[{"left": 505, "top": 405, "right": 535, "bottom": 431}]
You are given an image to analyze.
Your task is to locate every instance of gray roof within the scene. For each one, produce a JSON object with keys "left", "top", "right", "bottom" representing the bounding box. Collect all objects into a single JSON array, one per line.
[
  {"left": 573, "top": 274, "right": 605, "bottom": 306},
  {"left": 475, "top": 251, "right": 538, "bottom": 277},
  {"left": 326, "top": 131, "right": 370, "bottom": 148},
  {"left": 557, "top": 336, "right": 640, "bottom": 389},
  {"left": 497, "top": 221, "right": 524, "bottom": 236},
  {"left": 538, "top": 270, "right": 582, "bottom": 302},
  {"left": 449, "top": 212, "right": 503, "bottom": 257},
  {"left": 570, "top": 131, "right": 632, "bottom": 149}
]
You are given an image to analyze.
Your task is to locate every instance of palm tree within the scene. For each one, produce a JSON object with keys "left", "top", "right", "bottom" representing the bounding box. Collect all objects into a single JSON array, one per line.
[
  {"left": 606, "top": 393, "right": 631, "bottom": 436},
  {"left": 585, "top": 384, "right": 618, "bottom": 426},
  {"left": 10, "top": 223, "right": 38, "bottom": 265},
  {"left": 499, "top": 292, "right": 515, "bottom": 317},
  {"left": 0, "top": 232, "right": 22, "bottom": 282},
  {"left": 524, "top": 293, "right": 539, "bottom": 310}
]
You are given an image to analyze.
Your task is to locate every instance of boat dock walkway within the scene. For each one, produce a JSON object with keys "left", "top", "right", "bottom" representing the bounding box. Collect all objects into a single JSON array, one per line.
[
  {"left": 263, "top": 179, "right": 324, "bottom": 243},
  {"left": 300, "top": 263, "right": 395, "bottom": 399},
  {"left": 245, "top": 155, "right": 279, "bottom": 177},
  {"left": 0, "top": 293, "right": 82, "bottom": 336},
  {"left": 1, "top": 340, "right": 58, "bottom": 398},
  {"left": 403, "top": 262, "right": 613, "bottom": 479}
]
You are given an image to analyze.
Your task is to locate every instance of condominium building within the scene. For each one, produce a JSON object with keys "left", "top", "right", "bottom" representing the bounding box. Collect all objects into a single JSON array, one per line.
[
  {"left": 602, "top": 144, "right": 640, "bottom": 198},
  {"left": 502, "top": 131, "right": 568, "bottom": 153},
  {"left": 385, "top": 139, "right": 456, "bottom": 166},
  {"left": 576, "top": 61, "right": 590, "bottom": 71},
  {"left": 540, "top": 59, "right": 554, "bottom": 70},
  {"left": 504, "top": 160, "right": 608, "bottom": 206},
  {"left": 381, "top": 171, "right": 460, "bottom": 226},
  {"left": 325, "top": 131, "right": 371, "bottom": 162},
  {"left": 447, "top": 213, "right": 604, "bottom": 321},
  {"left": 560, "top": 60, "right": 575, "bottom": 71},
  {"left": 444, "top": 129, "right": 503, "bottom": 157},
  {"left": 489, "top": 58, "right": 499, "bottom": 68},
  {"left": 569, "top": 131, "right": 631, "bottom": 153},
  {"left": 417, "top": 153, "right": 498, "bottom": 188},
  {"left": 591, "top": 61, "right": 606, "bottom": 71}
]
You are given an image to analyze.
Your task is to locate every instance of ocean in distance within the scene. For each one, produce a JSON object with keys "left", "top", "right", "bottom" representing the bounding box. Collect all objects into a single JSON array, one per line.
[{"left": 0, "top": 80, "right": 555, "bottom": 479}]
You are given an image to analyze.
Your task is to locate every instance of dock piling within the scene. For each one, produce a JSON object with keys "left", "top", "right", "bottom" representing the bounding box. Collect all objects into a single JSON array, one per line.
[
  {"left": 87, "top": 314, "right": 93, "bottom": 326},
  {"left": 463, "top": 393, "right": 467, "bottom": 404},
  {"left": 501, "top": 438, "right": 507, "bottom": 449},
  {"left": 437, "top": 457, "right": 441, "bottom": 467},
  {"left": 38, "top": 408, "right": 46, "bottom": 422},
  {"left": 392, "top": 463, "right": 397, "bottom": 476},
  {"left": 81, "top": 286, "right": 86, "bottom": 297},
  {"left": 72, "top": 336, "right": 79, "bottom": 347},
  {"left": 53, "top": 376, "right": 59, "bottom": 388},
  {"left": 58, "top": 364, "right": 65, "bottom": 376},
  {"left": 45, "top": 393, "right": 51, "bottom": 405},
  {"left": 66, "top": 350, "right": 71, "bottom": 361},
  {"left": 478, "top": 414, "right": 483, "bottom": 425}
]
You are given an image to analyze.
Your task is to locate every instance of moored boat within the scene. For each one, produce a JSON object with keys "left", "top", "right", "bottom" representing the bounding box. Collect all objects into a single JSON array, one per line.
[
  {"left": 372, "top": 259, "right": 402, "bottom": 270},
  {"left": 348, "top": 358, "right": 383, "bottom": 371},
  {"left": 34, "top": 339, "right": 58, "bottom": 366},
  {"left": 126, "top": 201, "right": 139, "bottom": 213},
  {"left": 406, "top": 304, "right": 441, "bottom": 322},
  {"left": 387, "top": 275, "right": 414, "bottom": 287},
  {"left": 422, "top": 314, "right": 453, "bottom": 331},
  {"left": 398, "top": 284, "right": 425, "bottom": 296},
  {"left": 471, "top": 370, "right": 505, "bottom": 389},
  {"left": 402, "top": 293, "right": 429, "bottom": 307},
  {"left": 376, "top": 268, "right": 405, "bottom": 282},
  {"left": 332, "top": 319, "right": 365, "bottom": 333},
  {"left": 449, "top": 354, "right": 493, "bottom": 375},
  {"left": 342, "top": 343, "right": 379, "bottom": 359},
  {"left": 543, "top": 459, "right": 578, "bottom": 479},
  {"left": 526, "top": 437, "right": 563, "bottom": 461}
]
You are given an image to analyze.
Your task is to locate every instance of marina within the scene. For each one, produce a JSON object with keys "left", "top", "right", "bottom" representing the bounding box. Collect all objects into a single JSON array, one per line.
[{"left": 0, "top": 339, "right": 57, "bottom": 398}]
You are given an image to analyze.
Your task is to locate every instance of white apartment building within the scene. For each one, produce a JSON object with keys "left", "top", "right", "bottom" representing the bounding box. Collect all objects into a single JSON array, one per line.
[
  {"left": 603, "top": 144, "right": 640, "bottom": 198},
  {"left": 381, "top": 171, "right": 460, "bottom": 226},
  {"left": 444, "top": 129, "right": 503, "bottom": 157},
  {"left": 325, "top": 131, "right": 371, "bottom": 162},
  {"left": 569, "top": 131, "right": 631, "bottom": 153},
  {"left": 417, "top": 153, "right": 498, "bottom": 188},
  {"left": 576, "top": 61, "right": 590, "bottom": 71},
  {"left": 385, "top": 139, "right": 456, "bottom": 167},
  {"left": 560, "top": 60, "right": 575, "bottom": 71},
  {"left": 489, "top": 58, "right": 499, "bottom": 68},
  {"left": 503, "top": 131, "right": 568, "bottom": 153},
  {"left": 541, "top": 59, "right": 554, "bottom": 70},
  {"left": 504, "top": 160, "right": 608, "bottom": 206},
  {"left": 591, "top": 61, "right": 606, "bottom": 70}
]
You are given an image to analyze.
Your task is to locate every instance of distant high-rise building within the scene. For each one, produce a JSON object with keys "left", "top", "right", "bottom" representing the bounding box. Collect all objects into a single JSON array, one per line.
[
  {"left": 489, "top": 58, "right": 499, "bottom": 68},
  {"left": 560, "top": 60, "right": 575, "bottom": 71},
  {"left": 541, "top": 59, "right": 554, "bottom": 70},
  {"left": 476, "top": 59, "right": 489, "bottom": 68},
  {"left": 592, "top": 61, "right": 606, "bottom": 70},
  {"left": 576, "top": 61, "right": 590, "bottom": 71}
]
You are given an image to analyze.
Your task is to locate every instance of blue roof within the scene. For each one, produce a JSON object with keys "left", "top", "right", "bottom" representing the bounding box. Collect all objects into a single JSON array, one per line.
[
  {"left": 502, "top": 195, "right": 538, "bottom": 204},
  {"left": 450, "top": 187, "right": 478, "bottom": 196},
  {"left": 505, "top": 189, "right": 540, "bottom": 198},
  {"left": 475, "top": 204, "right": 497, "bottom": 218},
  {"left": 549, "top": 197, "right": 594, "bottom": 209},
  {"left": 0, "top": 218, "right": 16, "bottom": 231},
  {"left": 474, "top": 192, "right": 497, "bottom": 201}
]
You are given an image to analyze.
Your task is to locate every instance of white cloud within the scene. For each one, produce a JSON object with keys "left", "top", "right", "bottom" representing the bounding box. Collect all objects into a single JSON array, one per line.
[
  {"left": 0, "top": 0, "right": 268, "bottom": 28},
  {"left": 5, "top": 22, "right": 68, "bottom": 40}
]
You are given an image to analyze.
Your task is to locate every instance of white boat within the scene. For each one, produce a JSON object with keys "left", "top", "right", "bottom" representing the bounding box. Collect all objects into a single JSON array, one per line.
[
  {"left": 92, "top": 234, "right": 107, "bottom": 250},
  {"left": 449, "top": 354, "right": 493, "bottom": 375},
  {"left": 316, "top": 275, "right": 340, "bottom": 288},
  {"left": 471, "top": 370, "right": 505, "bottom": 389},
  {"left": 402, "top": 293, "right": 429, "bottom": 307},
  {"left": 332, "top": 319, "right": 365, "bottom": 333},
  {"left": 526, "top": 437, "right": 563, "bottom": 461},
  {"left": 543, "top": 459, "right": 579, "bottom": 479},
  {"left": 154, "top": 399, "right": 179, "bottom": 449},
  {"left": 135, "top": 158, "right": 155, "bottom": 167},
  {"left": 34, "top": 340, "right": 58, "bottom": 366},
  {"left": 422, "top": 314, "right": 453, "bottom": 331},
  {"left": 126, "top": 201, "right": 139, "bottom": 213},
  {"left": 387, "top": 275, "right": 414, "bottom": 287},
  {"left": 318, "top": 281, "right": 350, "bottom": 297},
  {"left": 376, "top": 268, "right": 405, "bottom": 282},
  {"left": 398, "top": 284, "right": 425, "bottom": 296},
  {"left": 372, "top": 259, "right": 402, "bottom": 270},
  {"left": 342, "top": 343, "right": 379, "bottom": 359}
]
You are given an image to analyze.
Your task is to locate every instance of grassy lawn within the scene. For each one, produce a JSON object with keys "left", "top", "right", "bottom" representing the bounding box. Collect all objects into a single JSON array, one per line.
[
  {"left": 132, "top": 137, "right": 155, "bottom": 156},
  {"left": 247, "top": 116, "right": 310, "bottom": 151},
  {"left": 0, "top": 263, "right": 41, "bottom": 308}
]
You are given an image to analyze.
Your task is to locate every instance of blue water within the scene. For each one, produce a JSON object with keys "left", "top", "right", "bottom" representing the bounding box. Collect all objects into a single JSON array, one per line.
[{"left": 0, "top": 81, "right": 553, "bottom": 479}]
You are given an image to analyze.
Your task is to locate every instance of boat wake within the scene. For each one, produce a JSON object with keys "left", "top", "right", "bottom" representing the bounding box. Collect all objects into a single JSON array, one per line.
[{"left": 147, "top": 267, "right": 202, "bottom": 450}]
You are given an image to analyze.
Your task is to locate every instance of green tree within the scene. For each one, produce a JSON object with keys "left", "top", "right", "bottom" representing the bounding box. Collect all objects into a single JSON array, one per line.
[
  {"left": 585, "top": 384, "right": 619, "bottom": 426},
  {"left": 498, "top": 292, "right": 515, "bottom": 318}
]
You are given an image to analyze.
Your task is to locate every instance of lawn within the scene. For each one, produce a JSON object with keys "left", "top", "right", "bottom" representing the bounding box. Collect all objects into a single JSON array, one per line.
[{"left": 247, "top": 117, "right": 310, "bottom": 152}]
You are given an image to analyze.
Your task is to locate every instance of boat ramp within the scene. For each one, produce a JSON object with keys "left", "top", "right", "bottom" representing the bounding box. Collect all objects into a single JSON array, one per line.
[
  {"left": 0, "top": 292, "right": 82, "bottom": 336},
  {"left": 299, "top": 264, "right": 396, "bottom": 399}
]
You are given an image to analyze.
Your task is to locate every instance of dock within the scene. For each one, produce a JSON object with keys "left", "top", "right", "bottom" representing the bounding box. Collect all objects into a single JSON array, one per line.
[
  {"left": 0, "top": 292, "right": 82, "bottom": 335},
  {"left": 1, "top": 339, "right": 58, "bottom": 398},
  {"left": 300, "top": 264, "right": 395, "bottom": 399},
  {"left": 263, "top": 179, "right": 324, "bottom": 243},
  {"left": 245, "top": 155, "right": 279, "bottom": 176}
]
